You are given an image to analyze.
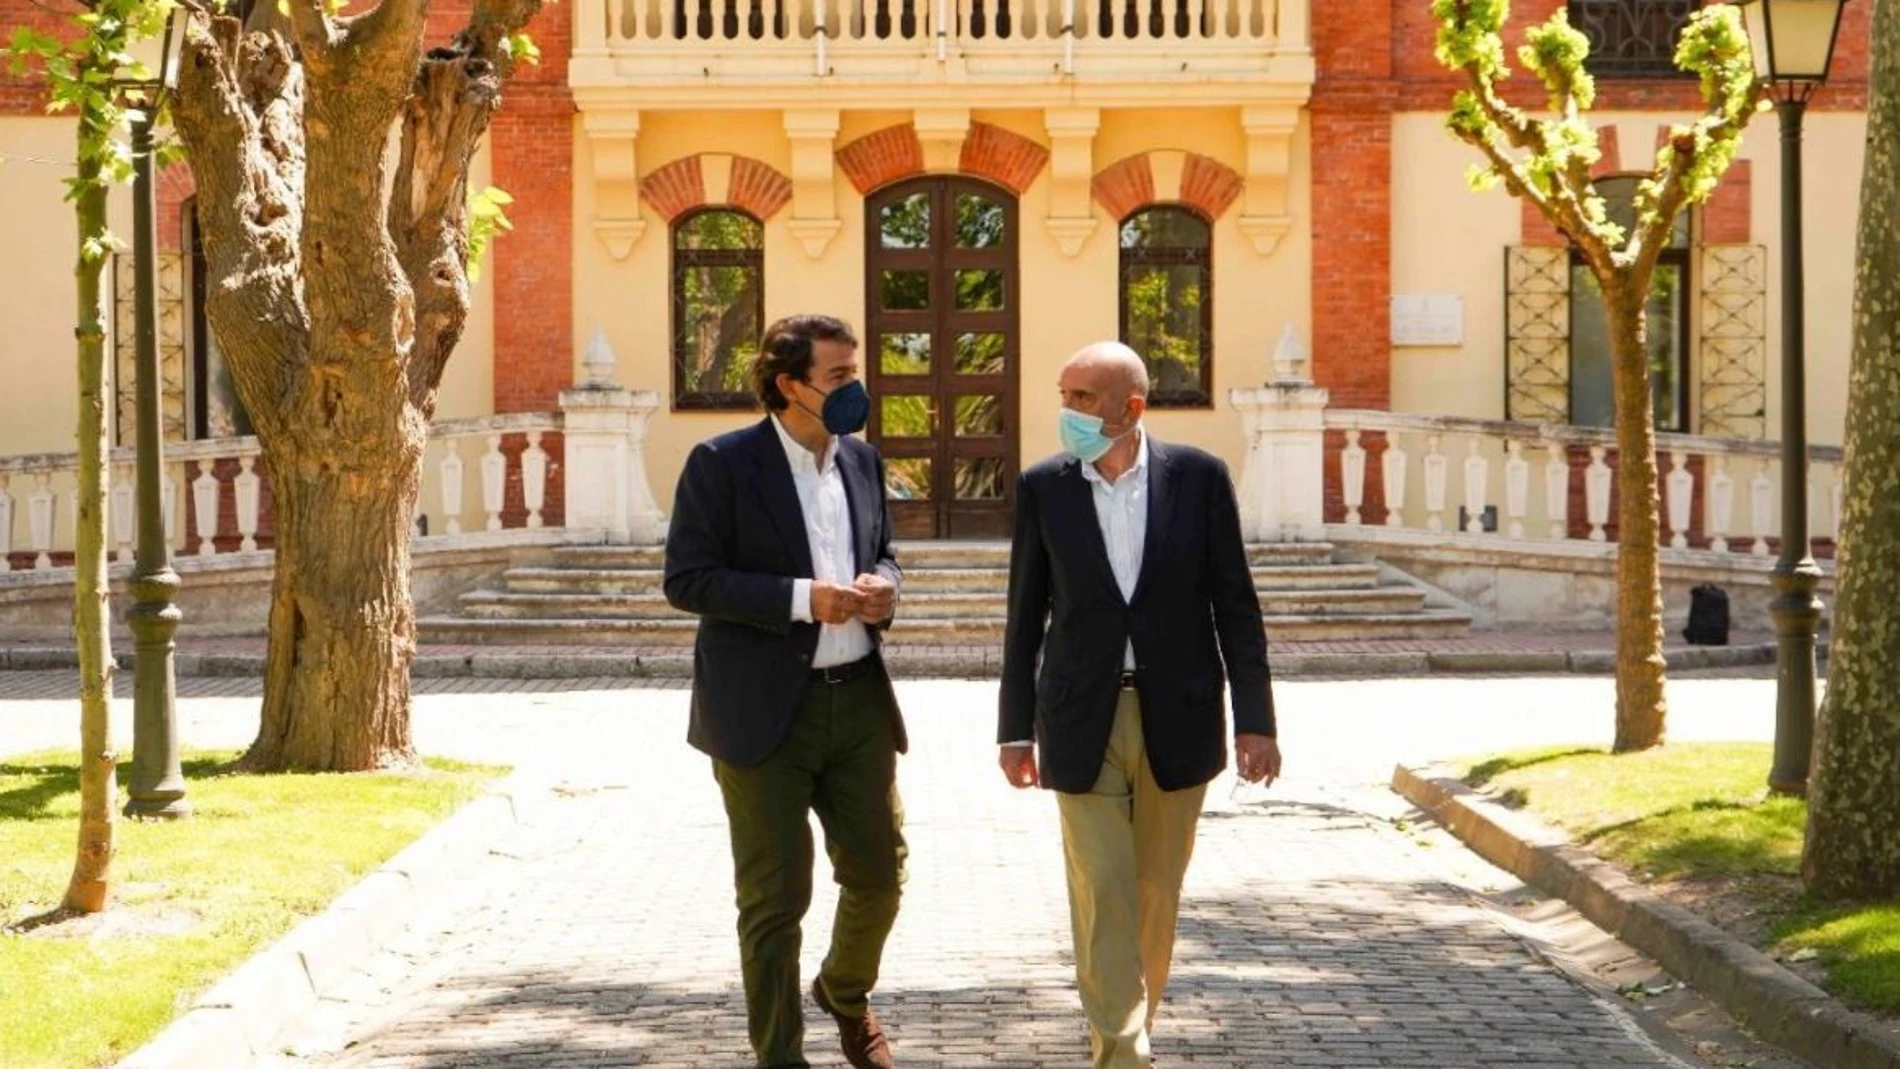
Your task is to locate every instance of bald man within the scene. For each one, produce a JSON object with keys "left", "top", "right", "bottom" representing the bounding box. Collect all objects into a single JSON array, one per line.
[{"left": 997, "top": 342, "right": 1281, "bottom": 1069}]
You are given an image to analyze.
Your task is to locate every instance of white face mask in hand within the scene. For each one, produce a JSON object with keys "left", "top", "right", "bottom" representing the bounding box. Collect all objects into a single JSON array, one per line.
[{"left": 1229, "top": 772, "right": 1273, "bottom": 807}]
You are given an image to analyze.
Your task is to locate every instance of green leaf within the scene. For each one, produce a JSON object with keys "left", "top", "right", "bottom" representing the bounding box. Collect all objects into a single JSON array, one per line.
[
  {"left": 501, "top": 32, "right": 542, "bottom": 65},
  {"left": 465, "top": 185, "right": 517, "bottom": 282}
]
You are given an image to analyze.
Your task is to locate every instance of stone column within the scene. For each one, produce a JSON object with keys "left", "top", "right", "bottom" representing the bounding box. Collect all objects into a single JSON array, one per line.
[
  {"left": 1228, "top": 325, "right": 1330, "bottom": 543},
  {"left": 559, "top": 329, "right": 668, "bottom": 544}
]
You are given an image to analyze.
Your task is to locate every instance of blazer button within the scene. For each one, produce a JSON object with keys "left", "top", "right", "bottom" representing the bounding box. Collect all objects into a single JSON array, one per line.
[{"left": 799, "top": 652, "right": 811, "bottom": 662}]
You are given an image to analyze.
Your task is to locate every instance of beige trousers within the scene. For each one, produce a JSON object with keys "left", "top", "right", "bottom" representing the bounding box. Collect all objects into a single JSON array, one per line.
[{"left": 1055, "top": 690, "right": 1208, "bottom": 1069}]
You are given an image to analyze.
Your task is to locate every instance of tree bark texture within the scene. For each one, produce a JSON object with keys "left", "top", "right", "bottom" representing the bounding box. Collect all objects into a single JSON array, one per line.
[
  {"left": 1802, "top": 0, "right": 1900, "bottom": 901},
  {"left": 170, "top": 0, "right": 541, "bottom": 771},
  {"left": 64, "top": 160, "right": 117, "bottom": 913},
  {"left": 1603, "top": 274, "right": 1669, "bottom": 752}
]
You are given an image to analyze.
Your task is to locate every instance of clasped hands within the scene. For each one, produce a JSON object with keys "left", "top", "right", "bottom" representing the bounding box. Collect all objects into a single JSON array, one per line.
[{"left": 810, "top": 573, "right": 898, "bottom": 625}]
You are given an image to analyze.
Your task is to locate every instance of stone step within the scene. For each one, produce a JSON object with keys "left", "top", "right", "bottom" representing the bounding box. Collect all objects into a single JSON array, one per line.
[
  {"left": 498, "top": 561, "right": 1385, "bottom": 596},
  {"left": 457, "top": 583, "right": 1424, "bottom": 621},
  {"left": 547, "top": 541, "right": 1338, "bottom": 571},
  {"left": 418, "top": 609, "right": 1471, "bottom": 647}
]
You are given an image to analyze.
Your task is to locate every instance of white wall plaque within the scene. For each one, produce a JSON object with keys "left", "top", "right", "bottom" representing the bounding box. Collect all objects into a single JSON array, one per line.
[{"left": 1391, "top": 294, "right": 1464, "bottom": 347}]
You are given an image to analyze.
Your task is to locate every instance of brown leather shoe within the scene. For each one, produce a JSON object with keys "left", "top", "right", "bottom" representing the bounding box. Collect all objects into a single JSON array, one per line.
[{"left": 810, "top": 978, "right": 895, "bottom": 1069}]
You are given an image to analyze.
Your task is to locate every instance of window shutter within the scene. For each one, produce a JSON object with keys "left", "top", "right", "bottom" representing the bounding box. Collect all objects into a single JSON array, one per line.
[
  {"left": 112, "top": 252, "right": 190, "bottom": 446},
  {"left": 1696, "top": 244, "right": 1768, "bottom": 439},
  {"left": 1504, "top": 245, "right": 1570, "bottom": 423}
]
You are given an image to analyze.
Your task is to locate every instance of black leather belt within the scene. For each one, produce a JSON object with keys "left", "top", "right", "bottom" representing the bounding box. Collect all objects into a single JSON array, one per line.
[
  {"left": 811, "top": 655, "right": 879, "bottom": 685},
  {"left": 1118, "top": 671, "right": 1139, "bottom": 690}
]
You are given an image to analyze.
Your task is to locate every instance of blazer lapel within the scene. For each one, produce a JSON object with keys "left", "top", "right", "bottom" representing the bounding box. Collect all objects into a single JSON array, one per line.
[
  {"left": 746, "top": 418, "right": 815, "bottom": 578},
  {"left": 1129, "top": 437, "right": 1171, "bottom": 607},
  {"left": 839, "top": 440, "right": 877, "bottom": 575},
  {"left": 1056, "top": 457, "right": 1126, "bottom": 604}
]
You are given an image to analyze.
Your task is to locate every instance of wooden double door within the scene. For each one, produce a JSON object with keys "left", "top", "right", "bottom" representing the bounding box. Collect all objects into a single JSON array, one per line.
[{"left": 865, "top": 177, "right": 1021, "bottom": 540}]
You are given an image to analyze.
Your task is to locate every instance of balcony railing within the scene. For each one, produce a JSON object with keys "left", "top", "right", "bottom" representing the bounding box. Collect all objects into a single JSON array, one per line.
[
  {"left": 572, "top": 0, "right": 1310, "bottom": 85},
  {"left": 1568, "top": 0, "right": 1698, "bottom": 79}
]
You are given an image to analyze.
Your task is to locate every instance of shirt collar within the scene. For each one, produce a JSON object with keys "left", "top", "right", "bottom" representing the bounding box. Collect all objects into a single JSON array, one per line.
[
  {"left": 771, "top": 413, "right": 837, "bottom": 475},
  {"left": 1080, "top": 427, "right": 1148, "bottom": 488}
]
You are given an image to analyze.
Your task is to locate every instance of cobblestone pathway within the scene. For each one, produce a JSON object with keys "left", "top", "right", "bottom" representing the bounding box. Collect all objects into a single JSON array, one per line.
[{"left": 1, "top": 673, "right": 1806, "bottom": 1068}]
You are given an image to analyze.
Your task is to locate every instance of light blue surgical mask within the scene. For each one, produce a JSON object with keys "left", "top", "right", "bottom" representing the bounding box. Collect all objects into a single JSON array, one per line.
[{"left": 1058, "top": 407, "right": 1131, "bottom": 464}]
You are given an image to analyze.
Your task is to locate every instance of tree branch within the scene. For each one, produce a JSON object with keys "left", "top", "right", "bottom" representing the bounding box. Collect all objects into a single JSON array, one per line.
[
  {"left": 169, "top": 8, "right": 308, "bottom": 431},
  {"left": 390, "top": 0, "right": 545, "bottom": 408},
  {"left": 337, "top": 0, "right": 429, "bottom": 98}
]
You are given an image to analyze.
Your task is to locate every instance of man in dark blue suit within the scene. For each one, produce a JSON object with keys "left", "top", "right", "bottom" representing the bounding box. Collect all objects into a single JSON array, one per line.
[
  {"left": 998, "top": 341, "right": 1282, "bottom": 1069},
  {"left": 665, "top": 315, "right": 905, "bottom": 1069}
]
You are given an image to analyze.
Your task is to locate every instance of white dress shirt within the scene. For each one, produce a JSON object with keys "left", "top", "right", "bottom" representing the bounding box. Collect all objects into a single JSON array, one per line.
[
  {"left": 1004, "top": 429, "right": 1148, "bottom": 748},
  {"left": 774, "top": 415, "right": 875, "bottom": 669},
  {"left": 1079, "top": 428, "right": 1149, "bottom": 673}
]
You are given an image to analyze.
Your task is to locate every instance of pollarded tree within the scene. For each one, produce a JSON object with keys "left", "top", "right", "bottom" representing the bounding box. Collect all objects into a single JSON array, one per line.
[
  {"left": 6, "top": 0, "right": 178, "bottom": 911},
  {"left": 1433, "top": 0, "right": 1763, "bottom": 751},
  {"left": 1803, "top": 0, "right": 1900, "bottom": 901},
  {"left": 168, "top": 0, "right": 540, "bottom": 771}
]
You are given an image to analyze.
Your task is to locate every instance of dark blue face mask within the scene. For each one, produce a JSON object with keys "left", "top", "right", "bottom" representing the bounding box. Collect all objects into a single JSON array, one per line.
[{"left": 800, "top": 378, "right": 870, "bottom": 436}]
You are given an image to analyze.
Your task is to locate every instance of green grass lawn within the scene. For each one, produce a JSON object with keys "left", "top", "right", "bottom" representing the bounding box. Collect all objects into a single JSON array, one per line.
[
  {"left": 1460, "top": 741, "right": 1900, "bottom": 1014},
  {"left": 0, "top": 750, "right": 503, "bottom": 1069}
]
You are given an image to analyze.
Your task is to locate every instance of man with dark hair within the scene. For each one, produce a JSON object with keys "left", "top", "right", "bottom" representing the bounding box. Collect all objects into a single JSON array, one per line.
[{"left": 665, "top": 314, "right": 906, "bottom": 1069}]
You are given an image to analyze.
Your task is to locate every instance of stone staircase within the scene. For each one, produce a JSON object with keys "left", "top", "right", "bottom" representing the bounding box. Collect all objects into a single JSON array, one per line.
[{"left": 417, "top": 542, "right": 1471, "bottom": 647}]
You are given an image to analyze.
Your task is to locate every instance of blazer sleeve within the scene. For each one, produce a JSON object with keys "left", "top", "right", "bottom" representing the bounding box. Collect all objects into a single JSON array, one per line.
[
  {"left": 872, "top": 450, "right": 902, "bottom": 631},
  {"left": 662, "top": 442, "right": 798, "bottom": 634},
  {"left": 1206, "top": 457, "right": 1275, "bottom": 736},
  {"left": 998, "top": 471, "right": 1050, "bottom": 744}
]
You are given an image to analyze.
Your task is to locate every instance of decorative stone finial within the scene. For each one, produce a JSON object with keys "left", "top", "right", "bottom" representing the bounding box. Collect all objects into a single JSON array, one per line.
[
  {"left": 1271, "top": 323, "right": 1309, "bottom": 384},
  {"left": 582, "top": 327, "right": 618, "bottom": 389}
]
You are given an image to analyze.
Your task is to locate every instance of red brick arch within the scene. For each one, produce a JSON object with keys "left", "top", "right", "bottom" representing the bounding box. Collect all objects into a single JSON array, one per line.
[
  {"left": 835, "top": 122, "right": 1051, "bottom": 195},
  {"left": 639, "top": 154, "right": 793, "bottom": 223},
  {"left": 1091, "top": 150, "right": 1243, "bottom": 222}
]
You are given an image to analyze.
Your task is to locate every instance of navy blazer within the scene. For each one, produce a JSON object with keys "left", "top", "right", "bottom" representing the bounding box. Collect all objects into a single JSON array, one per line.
[
  {"left": 997, "top": 437, "right": 1273, "bottom": 793},
  {"left": 664, "top": 417, "right": 906, "bottom": 766}
]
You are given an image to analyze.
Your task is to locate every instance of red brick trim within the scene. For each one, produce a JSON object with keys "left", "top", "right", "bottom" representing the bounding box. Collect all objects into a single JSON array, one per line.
[
  {"left": 639, "top": 156, "right": 705, "bottom": 222},
  {"left": 1091, "top": 154, "right": 1154, "bottom": 222},
  {"left": 1179, "top": 153, "right": 1243, "bottom": 220},
  {"left": 838, "top": 125, "right": 924, "bottom": 194},
  {"left": 159, "top": 164, "right": 195, "bottom": 255},
  {"left": 639, "top": 154, "right": 793, "bottom": 222},
  {"left": 1703, "top": 159, "right": 1751, "bottom": 244},
  {"left": 958, "top": 123, "right": 1049, "bottom": 194},
  {"left": 1310, "top": 105, "right": 1392, "bottom": 409},
  {"left": 1091, "top": 151, "right": 1243, "bottom": 222},
  {"left": 728, "top": 156, "right": 793, "bottom": 220},
  {"left": 1592, "top": 125, "right": 1621, "bottom": 178},
  {"left": 489, "top": 11, "right": 576, "bottom": 414}
]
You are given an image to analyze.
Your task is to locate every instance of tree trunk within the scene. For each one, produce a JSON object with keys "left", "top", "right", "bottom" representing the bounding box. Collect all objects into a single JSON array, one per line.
[
  {"left": 63, "top": 153, "right": 117, "bottom": 914},
  {"left": 1603, "top": 274, "right": 1669, "bottom": 752},
  {"left": 1802, "top": 0, "right": 1900, "bottom": 901},
  {"left": 169, "top": 0, "right": 544, "bottom": 772},
  {"left": 245, "top": 433, "right": 424, "bottom": 771}
]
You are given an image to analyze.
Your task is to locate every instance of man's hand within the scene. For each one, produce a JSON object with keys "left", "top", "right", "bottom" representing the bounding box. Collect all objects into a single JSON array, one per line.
[
  {"left": 999, "top": 745, "right": 1039, "bottom": 789},
  {"left": 810, "top": 581, "right": 865, "bottom": 625},
  {"left": 852, "top": 573, "right": 897, "bottom": 624},
  {"left": 1235, "top": 734, "right": 1282, "bottom": 786}
]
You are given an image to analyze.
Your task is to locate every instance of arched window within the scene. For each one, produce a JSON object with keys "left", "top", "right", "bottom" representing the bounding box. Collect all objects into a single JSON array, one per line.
[
  {"left": 672, "top": 208, "right": 765, "bottom": 409},
  {"left": 1568, "top": 176, "right": 1691, "bottom": 431},
  {"left": 1118, "top": 206, "right": 1211, "bottom": 408}
]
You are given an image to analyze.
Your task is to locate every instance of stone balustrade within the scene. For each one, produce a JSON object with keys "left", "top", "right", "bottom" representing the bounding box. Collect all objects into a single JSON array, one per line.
[{"left": 0, "top": 393, "right": 669, "bottom": 575}]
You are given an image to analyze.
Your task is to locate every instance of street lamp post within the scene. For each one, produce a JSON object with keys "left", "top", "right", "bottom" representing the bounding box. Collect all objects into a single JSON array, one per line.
[
  {"left": 118, "top": 13, "right": 190, "bottom": 820},
  {"left": 1733, "top": 0, "right": 1850, "bottom": 797}
]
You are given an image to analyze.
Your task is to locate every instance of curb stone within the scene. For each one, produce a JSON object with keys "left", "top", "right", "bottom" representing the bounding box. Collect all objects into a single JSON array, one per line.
[
  {"left": 113, "top": 776, "right": 536, "bottom": 1069},
  {"left": 2, "top": 641, "right": 1784, "bottom": 681},
  {"left": 1391, "top": 763, "right": 1900, "bottom": 1069}
]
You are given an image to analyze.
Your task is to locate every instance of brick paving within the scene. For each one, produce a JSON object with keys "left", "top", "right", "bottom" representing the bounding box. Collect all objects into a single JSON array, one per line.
[{"left": 1, "top": 674, "right": 1809, "bottom": 1068}]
